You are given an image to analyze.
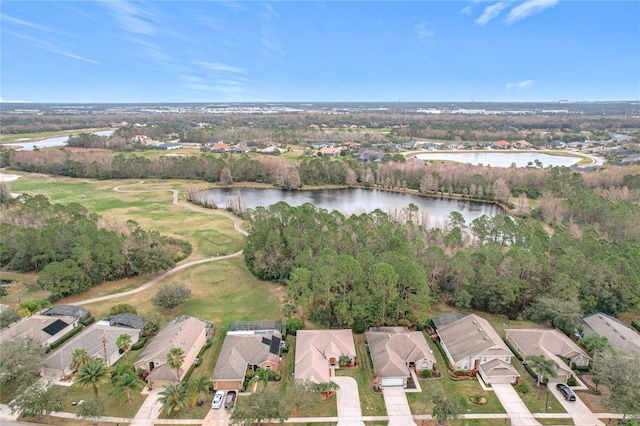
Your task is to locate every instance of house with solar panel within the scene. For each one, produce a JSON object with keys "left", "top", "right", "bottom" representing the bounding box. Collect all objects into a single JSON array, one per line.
[
  {"left": 0, "top": 314, "right": 81, "bottom": 348},
  {"left": 42, "top": 321, "right": 141, "bottom": 380},
  {"left": 211, "top": 321, "right": 282, "bottom": 391}
]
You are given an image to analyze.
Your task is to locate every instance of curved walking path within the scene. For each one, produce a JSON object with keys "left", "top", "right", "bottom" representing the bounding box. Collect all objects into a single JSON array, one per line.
[{"left": 69, "top": 181, "right": 248, "bottom": 306}]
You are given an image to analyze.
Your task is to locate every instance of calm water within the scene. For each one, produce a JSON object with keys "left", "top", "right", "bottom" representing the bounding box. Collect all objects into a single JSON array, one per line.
[
  {"left": 4, "top": 130, "right": 116, "bottom": 151},
  {"left": 202, "top": 187, "right": 504, "bottom": 226},
  {"left": 415, "top": 151, "right": 580, "bottom": 168}
]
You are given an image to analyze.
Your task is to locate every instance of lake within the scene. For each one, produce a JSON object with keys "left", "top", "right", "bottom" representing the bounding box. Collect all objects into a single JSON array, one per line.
[
  {"left": 415, "top": 151, "right": 581, "bottom": 168},
  {"left": 3, "top": 130, "right": 116, "bottom": 151},
  {"left": 201, "top": 187, "right": 504, "bottom": 226}
]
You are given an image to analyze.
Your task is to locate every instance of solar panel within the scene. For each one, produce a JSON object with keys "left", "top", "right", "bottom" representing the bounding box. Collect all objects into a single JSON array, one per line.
[
  {"left": 270, "top": 336, "right": 281, "bottom": 355},
  {"left": 42, "top": 319, "right": 68, "bottom": 336},
  {"left": 261, "top": 337, "right": 270, "bottom": 346}
]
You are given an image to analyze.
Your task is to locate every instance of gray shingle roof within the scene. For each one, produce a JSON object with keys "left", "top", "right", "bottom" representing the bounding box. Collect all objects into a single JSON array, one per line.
[
  {"left": 437, "top": 314, "right": 512, "bottom": 363},
  {"left": 366, "top": 330, "right": 436, "bottom": 378},
  {"left": 582, "top": 313, "right": 640, "bottom": 354},
  {"left": 212, "top": 333, "right": 281, "bottom": 381}
]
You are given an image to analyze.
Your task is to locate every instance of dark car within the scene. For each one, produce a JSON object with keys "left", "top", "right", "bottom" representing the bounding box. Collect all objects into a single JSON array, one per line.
[
  {"left": 224, "top": 390, "right": 237, "bottom": 409},
  {"left": 556, "top": 383, "right": 576, "bottom": 401}
]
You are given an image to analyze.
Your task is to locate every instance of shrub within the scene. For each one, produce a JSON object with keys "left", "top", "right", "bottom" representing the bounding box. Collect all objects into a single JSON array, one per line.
[
  {"left": 352, "top": 317, "right": 366, "bottom": 334},
  {"left": 517, "top": 383, "right": 529, "bottom": 394},
  {"left": 567, "top": 377, "right": 578, "bottom": 386},
  {"left": 109, "top": 304, "right": 137, "bottom": 315},
  {"left": 285, "top": 318, "right": 305, "bottom": 336},
  {"left": 454, "top": 370, "right": 472, "bottom": 377},
  {"left": 632, "top": 320, "right": 640, "bottom": 333},
  {"left": 150, "top": 283, "right": 191, "bottom": 309},
  {"left": 131, "top": 337, "right": 147, "bottom": 350},
  {"left": 421, "top": 370, "right": 432, "bottom": 378},
  {"left": 81, "top": 316, "right": 95, "bottom": 326}
]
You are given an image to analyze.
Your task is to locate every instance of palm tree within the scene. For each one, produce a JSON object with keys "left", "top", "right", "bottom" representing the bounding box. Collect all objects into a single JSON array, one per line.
[
  {"left": 157, "top": 382, "right": 190, "bottom": 414},
  {"left": 188, "top": 375, "right": 210, "bottom": 406},
  {"left": 116, "top": 334, "right": 133, "bottom": 364},
  {"left": 579, "top": 334, "right": 609, "bottom": 360},
  {"left": 71, "top": 348, "right": 90, "bottom": 373},
  {"left": 114, "top": 372, "right": 143, "bottom": 405},
  {"left": 76, "top": 358, "right": 110, "bottom": 398},
  {"left": 166, "top": 347, "right": 185, "bottom": 382},
  {"left": 251, "top": 367, "right": 278, "bottom": 388},
  {"left": 526, "top": 355, "right": 558, "bottom": 386}
]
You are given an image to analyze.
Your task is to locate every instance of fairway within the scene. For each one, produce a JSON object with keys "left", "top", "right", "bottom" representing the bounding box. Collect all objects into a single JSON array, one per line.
[{"left": 4, "top": 172, "right": 281, "bottom": 323}]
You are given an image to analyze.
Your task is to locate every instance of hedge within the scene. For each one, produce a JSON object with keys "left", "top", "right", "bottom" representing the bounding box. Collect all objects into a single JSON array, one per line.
[
  {"left": 46, "top": 324, "right": 85, "bottom": 352},
  {"left": 131, "top": 337, "right": 147, "bottom": 350},
  {"left": 81, "top": 316, "right": 95, "bottom": 326},
  {"left": 632, "top": 320, "right": 640, "bottom": 333}
]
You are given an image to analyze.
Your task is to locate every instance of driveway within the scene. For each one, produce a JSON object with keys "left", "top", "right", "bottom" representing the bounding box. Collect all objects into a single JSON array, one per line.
[
  {"left": 131, "top": 388, "right": 163, "bottom": 426},
  {"left": 202, "top": 401, "right": 231, "bottom": 426},
  {"left": 333, "top": 376, "right": 365, "bottom": 426},
  {"left": 548, "top": 383, "right": 604, "bottom": 426},
  {"left": 382, "top": 387, "right": 417, "bottom": 426},
  {"left": 491, "top": 383, "right": 541, "bottom": 426}
]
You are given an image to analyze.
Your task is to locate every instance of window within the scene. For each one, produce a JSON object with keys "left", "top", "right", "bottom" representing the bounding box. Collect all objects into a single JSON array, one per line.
[
  {"left": 421, "top": 362, "right": 429, "bottom": 369},
  {"left": 576, "top": 359, "right": 583, "bottom": 366},
  {"left": 505, "top": 356, "right": 511, "bottom": 363},
  {"left": 481, "top": 357, "right": 487, "bottom": 363},
  {"left": 463, "top": 364, "right": 468, "bottom": 370},
  {"left": 265, "top": 365, "right": 271, "bottom": 371}
]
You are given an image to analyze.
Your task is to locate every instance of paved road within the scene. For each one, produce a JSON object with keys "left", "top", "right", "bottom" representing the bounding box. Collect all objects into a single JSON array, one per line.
[{"left": 492, "top": 383, "right": 541, "bottom": 426}]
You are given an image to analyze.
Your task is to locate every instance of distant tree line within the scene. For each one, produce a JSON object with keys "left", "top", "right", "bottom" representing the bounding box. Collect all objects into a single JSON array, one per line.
[{"left": 0, "top": 195, "right": 191, "bottom": 300}]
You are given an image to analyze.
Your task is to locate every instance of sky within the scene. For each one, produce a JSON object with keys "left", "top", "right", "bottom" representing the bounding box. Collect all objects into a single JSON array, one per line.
[{"left": 1, "top": 1, "right": 639, "bottom": 103}]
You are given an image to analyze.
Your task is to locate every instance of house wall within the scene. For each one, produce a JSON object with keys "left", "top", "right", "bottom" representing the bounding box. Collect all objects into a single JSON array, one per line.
[
  {"left": 180, "top": 329, "right": 207, "bottom": 380},
  {"left": 259, "top": 360, "right": 280, "bottom": 372},
  {"left": 213, "top": 379, "right": 243, "bottom": 390},
  {"left": 569, "top": 354, "right": 590, "bottom": 367}
]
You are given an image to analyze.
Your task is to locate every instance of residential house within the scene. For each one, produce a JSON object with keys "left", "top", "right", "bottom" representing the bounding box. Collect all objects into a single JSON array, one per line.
[
  {"left": 42, "top": 305, "right": 91, "bottom": 323},
  {"left": 493, "top": 140, "right": 510, "bottom": 149},
  {"left": 405, "top": 157, "right": 425, "bottom": 167},
  {"left": 42, "top": 322, "right": 140, "bottom": 380},
  {"left": 211, "top": 321, "right": 282, "bottom": 390},
  {"left": 311, "top": 142, "right": 335, "bottom": 149},
  {"left": 505, "top": 328, "right": 591, "bottom": 382},
  {"left": 134, "top": 315, "right": 212, "bottom": 386},
  {"left": 0, "top": 314, "right": 79, "bottom": 347},
  {"left": 434, "top": 314, "right": 519, "bottom": 384},
  {"left": 211, "top": 142, "right": 230, "bottom": 152},
  {"left": 157, "top": 142, "right": 182, "bottom": 150},
  {"left": 295, "top": 330, "right": 356, "bottom": 384},
  {"left": 366, "top": 327, "right": 436, "bottom": 387},
  {"left": 353, "top": 147, "right": 384, "bottom": 162},
  {"left": 318, "top": 146, "right": 342, "bottom": 156},
  {"left": 581, "top": 312, "right": 640, "bottom": 355},
  {"left": 259, "top": 146, "right": 286, "bottom": 155}
]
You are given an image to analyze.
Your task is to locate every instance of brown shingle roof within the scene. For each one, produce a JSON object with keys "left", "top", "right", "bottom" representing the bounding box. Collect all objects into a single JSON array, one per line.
[
  {"left": 366, "top": 330, "right": 436, "bottom": 378},
  {"left": 437, "top": 314, "right": 512, "bottom": 363}
]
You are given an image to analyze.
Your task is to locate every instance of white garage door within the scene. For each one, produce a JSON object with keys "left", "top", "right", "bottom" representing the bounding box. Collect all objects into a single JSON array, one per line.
[
  {"left": 488, "top": 376, "right": 514, "bottom": 384},
  {"left": 382, "top": 377, "right": 404, "bottom": 387}
]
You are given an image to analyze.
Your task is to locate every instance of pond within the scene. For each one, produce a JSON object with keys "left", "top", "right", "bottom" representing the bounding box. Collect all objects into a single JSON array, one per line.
[
  {"left": 3, "top": 130, "right": 116, "bottom": 151},
  {"left": 415, "top": 151, "right": 581, "bottom": 168},
  {"left": 200, "top": 187, "right": 504, "bottom": 227}
]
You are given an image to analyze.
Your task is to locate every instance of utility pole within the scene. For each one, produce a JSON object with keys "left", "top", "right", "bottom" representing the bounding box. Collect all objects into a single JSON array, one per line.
[{"left": 102, "top": 333, "right": 109, "bottom": 365}]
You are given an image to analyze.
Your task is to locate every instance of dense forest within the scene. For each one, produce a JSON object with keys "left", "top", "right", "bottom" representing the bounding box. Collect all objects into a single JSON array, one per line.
[{"left": 0, "top": 195, "right": 191, "bottom": 300}]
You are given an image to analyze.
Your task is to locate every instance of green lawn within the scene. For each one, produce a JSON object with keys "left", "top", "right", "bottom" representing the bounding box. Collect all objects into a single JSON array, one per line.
[{"left": 56, "top": 379, "right": 145, "bottom": 418}]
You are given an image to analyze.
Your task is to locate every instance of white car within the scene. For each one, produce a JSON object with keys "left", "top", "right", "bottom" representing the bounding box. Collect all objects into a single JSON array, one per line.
[{"left": 211, "top": 390, "right": 225, "bottom": 409}]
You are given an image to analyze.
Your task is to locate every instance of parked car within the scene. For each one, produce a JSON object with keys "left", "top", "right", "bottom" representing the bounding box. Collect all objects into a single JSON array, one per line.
[
  {"left": 211, "top": 390, "right": 225, "bottom": 409},
  {"left": 224, "top": 390, "right": 237, "bottom": 409},
  {"left": 556, "top": 383, "right": 576, "bottom": 401}
]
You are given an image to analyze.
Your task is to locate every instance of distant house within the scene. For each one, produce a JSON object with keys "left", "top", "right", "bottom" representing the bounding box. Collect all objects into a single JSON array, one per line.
[
  {"left": 405, "top": 157, "right": 425, "bottom": 167},
  {"left": 311, "top": 142, "right": 335, "bottom": 149},
  {"left": 493, "top": 140, "right": 510, "bottom": 149},
  {"left": 157, "top": 142, "right": 182, "bottom": 150},
  {"left": 43, "top": 322, "right": 140, "bottom": 380},
  {"left": 353, "top": 147, "right": 384, "bottom": 162},
  {"left": 0, "top": 314, "right": 79, "bottom": 348},
  {"left": 318, "top": 146, "right": 342, "bottom": 156},
  {"left": 295, "top": 330, "right": 356, "bottom": 384},
  {"left": 134, "top": 316, "right": 212, "bottom": 386},
  {"left": 366, "top": 327, "right": 436, "bottom": 387},
  {"left": 211, "top": 142, "right": 230, "bottom": 152},
  {"left": 259, "top": 146, "right": 286, "bottom": 155},
  {"left": 434, "top": 314, "right": 519, "bottom": 384},
  {"left": 581, "top": 312, "right": 640, "bottom": 355},
  {"left": 211, "top": 321, "right": 282, "bottom": 390},
  {"left": 505, "top": 328, "right": 590, "bottom": 382}
]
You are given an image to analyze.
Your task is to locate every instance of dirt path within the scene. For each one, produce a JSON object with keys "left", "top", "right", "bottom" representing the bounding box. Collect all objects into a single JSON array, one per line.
[{"left": 69, "top": 181, "right": 248, "bottom": 306}]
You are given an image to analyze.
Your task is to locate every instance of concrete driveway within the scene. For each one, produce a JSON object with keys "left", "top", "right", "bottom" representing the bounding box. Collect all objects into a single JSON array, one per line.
[
  {"left": 491, "top": 383, "right": 541, "bottom": 426},
  {"left": 202, "top": 401, "right": 231, "bottom": 426},
  {"left": 382, "top": 387, "right": 417, "bottom": 426},
  {"left": 548, "top": 384, "right": 604, "bottom": 426},
  {"left": 333, "top": 376, "right": 366, "bottom": 426},
  {"left": 131, "top": 388, "right": 163, "bottom": 426}
]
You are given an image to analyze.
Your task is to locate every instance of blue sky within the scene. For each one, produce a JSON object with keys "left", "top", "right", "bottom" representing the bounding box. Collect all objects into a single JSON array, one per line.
[{"left": 1, "top": 1, "right": 638, "bottom": 103}]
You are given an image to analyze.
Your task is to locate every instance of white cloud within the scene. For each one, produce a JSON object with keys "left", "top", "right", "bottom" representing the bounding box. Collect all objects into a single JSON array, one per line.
[
  {"left": 0, "top": 13, "right": 65, "bottom": 34},
  {"left": 5, "top": 30, "right": 98, "bottom": 64},
  {"left": 260, "top": 3, "right": 285, "bottom": 59},
  {"left": 475, "top": 2, "right": 509, "bottom": 25},
  {"left": 197, "top": 62, "right": 246, "bottom": 74},
  {"left": 100, "top": 1, "right": 157, "bottom": 36},
  {"left": 506, "top": 80, "right": 535, "bottom": 89},
  {"left": 505, "top": 0, "right": 558, "bottom": 24},
  {"left": 460, "top": 5, "right": 473, "bottom": 15},
  {"left": 415, "top": 23, "right": 436, "bottom": 38}
]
